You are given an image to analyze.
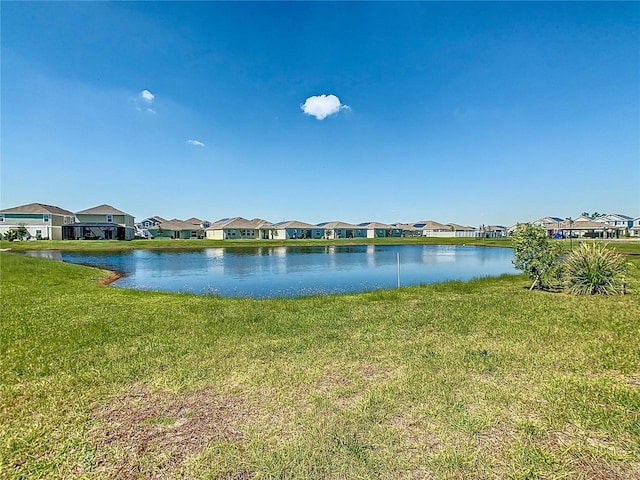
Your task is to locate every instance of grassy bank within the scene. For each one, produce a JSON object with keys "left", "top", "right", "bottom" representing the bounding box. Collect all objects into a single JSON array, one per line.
[
  {"left": 2, "top": 236, "right": 639, "bottom": 255},
  {"left": 1, "top": 252, "right": 639, "bottom": 478},
  {"left": 0, "top": 236, "right": 514, "bottom": 252}
]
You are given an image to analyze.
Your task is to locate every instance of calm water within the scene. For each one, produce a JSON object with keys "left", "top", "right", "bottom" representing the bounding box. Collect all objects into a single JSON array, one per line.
[{"left": 27, "top": 245, "right": 516, "bottom": 298}]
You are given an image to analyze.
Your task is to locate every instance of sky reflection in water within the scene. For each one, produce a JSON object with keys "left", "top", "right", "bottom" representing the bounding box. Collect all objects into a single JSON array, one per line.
[{"left": 28, "top": 245, "right": 516, "bottom": 298}]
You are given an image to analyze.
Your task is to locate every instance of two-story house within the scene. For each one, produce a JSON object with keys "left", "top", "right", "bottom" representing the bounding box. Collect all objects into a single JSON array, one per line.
[
  {"left": 0, "top": 203, "right": 76, "bottom": 240},
  {"left": 63, "top": 204, "right": 136, "bottom": 240}
]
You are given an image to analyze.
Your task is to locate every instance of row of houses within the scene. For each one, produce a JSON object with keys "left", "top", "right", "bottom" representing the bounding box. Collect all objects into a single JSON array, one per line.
[
  {"left": 1, "top": 202, "right": 639, "bottom": 241},
  {"left": 142, "top": 217, "right": 509, "bottom": 240},
  {"left": 531, "top": 214, "right": 640, "bottom": 239}
]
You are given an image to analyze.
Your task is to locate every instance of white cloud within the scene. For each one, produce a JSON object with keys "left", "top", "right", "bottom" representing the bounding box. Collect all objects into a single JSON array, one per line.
[
  {"left": 139, "top": 89, "right": 155, "bottom": 102},
  {"left": 187, "top": 139, "right": 205, "bottom": 147},
  {"left": 301, "top": 94, "right": 349, "bottom": 120}
]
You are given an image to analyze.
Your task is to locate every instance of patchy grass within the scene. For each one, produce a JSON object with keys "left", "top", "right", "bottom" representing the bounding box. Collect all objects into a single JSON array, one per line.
[{"left": 1, "top": 252, "right": 639, "bottom": 478}]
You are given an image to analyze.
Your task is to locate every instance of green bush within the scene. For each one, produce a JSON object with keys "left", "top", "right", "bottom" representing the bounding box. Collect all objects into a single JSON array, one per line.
[
  {"left": 511, "top": 223, "right": 563, "bottom": 291},
  {"left": 563, "top": 243, "right": 626, "bottom": 295}
]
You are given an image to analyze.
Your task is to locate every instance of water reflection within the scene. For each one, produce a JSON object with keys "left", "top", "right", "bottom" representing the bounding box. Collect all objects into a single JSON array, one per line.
[{"left": 24, "top": 245, "right": 515, "bottom": 298}]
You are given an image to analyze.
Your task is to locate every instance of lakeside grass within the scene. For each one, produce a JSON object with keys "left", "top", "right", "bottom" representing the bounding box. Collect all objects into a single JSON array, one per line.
[
  {"left": 1, "top": 251, "right": 639, "bottom": 478},
  {"left": 0, "top": 236, "right": 514, "bottom": 252}
]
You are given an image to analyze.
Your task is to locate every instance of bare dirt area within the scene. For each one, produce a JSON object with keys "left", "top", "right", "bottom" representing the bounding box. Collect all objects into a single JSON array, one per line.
[{"left": 92, "top": 383, "right": 256, "bottom": 479}]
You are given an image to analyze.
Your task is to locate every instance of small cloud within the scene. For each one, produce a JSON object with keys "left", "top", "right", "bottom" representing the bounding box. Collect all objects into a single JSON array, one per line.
[
  {"left": 147, "top": 108, "right": 156, "bottom": 114},
  {"left": 301, "top": 94, "right": 349, "bottom": 120},
  {"left": 140, "top": 89, "right": 155, "bottom": 102},
  {"left": 187, "top": 139, "right": 205, "bottom": 147}
]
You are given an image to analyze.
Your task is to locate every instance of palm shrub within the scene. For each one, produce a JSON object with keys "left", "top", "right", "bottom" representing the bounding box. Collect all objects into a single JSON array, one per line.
[{"left": 563, "top": 242, "right": 626, "bottom": 295}]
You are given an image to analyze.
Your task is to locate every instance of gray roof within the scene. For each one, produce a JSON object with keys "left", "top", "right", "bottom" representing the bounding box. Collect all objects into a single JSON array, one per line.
[
  {"left": 317, "top": 221, "right": 358, "bottom": 229},
  {"left": 358, "top": 221, "right": 393, "bottom": 229},
  {"left": 76, "top": 204, "right": 129, "bottom": 215},
  {"left": 207, "top": 217, "right": 275, "bottom": 230},
  {"left": 275, "top": 220, "right": 318, "bottom": 229},
  {"left": 414, "top": 220, "right": 451, "bottom": 230},
  {"left": 153, "top": 220, "right": 200, "bottom": 231},
  {"left": 448, "top": 223, "right": 476, "bottom": 231},
  {"left": 0, "top": 202, "right": 74, "bottom": 216}
]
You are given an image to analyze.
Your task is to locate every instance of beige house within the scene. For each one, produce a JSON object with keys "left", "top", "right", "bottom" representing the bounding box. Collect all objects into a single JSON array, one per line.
[
  {"left": 148, "top": 219, "right": 204, "bottom": 239},
  {"left": 65, "top": 204, "right": 136, "bottom": 240},
  {"left": 206, "top": 217, "right": 276, "bottom": 240},
  {"left": 0, "top": 203, "right": 75, "bottom": 240}
]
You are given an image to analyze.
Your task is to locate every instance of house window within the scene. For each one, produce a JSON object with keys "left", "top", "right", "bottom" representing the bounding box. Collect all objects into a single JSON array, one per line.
[
  {"left": 43, "top": 214, "right": 50, "bottom": 222},
  {"left": 106, "top": 214, "right": 113, "bottom": 223},
  {"left": 0, "top": 214, "right": 4, "bottom": 222}
]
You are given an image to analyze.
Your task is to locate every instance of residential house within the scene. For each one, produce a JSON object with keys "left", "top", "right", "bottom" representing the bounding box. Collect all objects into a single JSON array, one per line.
[
  {"left": 594, "top": 214, "right": 634, "bottom": 237},
  {"left": 317, "top": 221, "right": 360, "bottom": 239},
  {"left": 357, "top": 222, "right": 402, "bottom": 238},
  {"left": 64, "top": 204, "right": 136, "bottom": 240},
  {"left": 0, "top": 203, "right": 75, "bottom": 240},
  {"left": 274, "top": 220, "right": 325, "bottom": 239},
  {"left": 135, "top": 215, "right": 167, "bottom": 238},
  {"left": 392, "top": 222, "right": 421, "bottom": 237},
  {"left": 148, "top": 219, "right": 205, "bottom": 239},
  {"left": 413, "top": 220, "right": 452, "bottom": 237},
  {"left": 206, "top": 217, "right": 276, "bottom": 240},
  {"left": 447, "top": 223, "right": 478, "bottom": 238},
  {"left": 481, "top": 225, "right": 507, "bottom": 238},
  {"left": 631, "top": 217, "right": 640, "bottom": 237},
  {"left": 185, "top": 217, "right": 211, "bottom": 229}
]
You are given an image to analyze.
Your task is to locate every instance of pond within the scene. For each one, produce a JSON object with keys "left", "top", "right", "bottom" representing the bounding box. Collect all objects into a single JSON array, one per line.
[{"left": 27, "top": 245, "right": 516, "bottom": 298}]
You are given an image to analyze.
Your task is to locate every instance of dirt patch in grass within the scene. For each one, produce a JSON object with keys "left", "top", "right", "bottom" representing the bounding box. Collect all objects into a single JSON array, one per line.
[
  {"left": 92, "top": 383, "right": 256, "bottom": 479},
  {"left": 99, "top": 270, "right": 123, "bottom": 285}
]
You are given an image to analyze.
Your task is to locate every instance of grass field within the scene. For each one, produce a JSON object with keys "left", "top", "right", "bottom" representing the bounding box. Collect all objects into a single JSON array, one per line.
[{"left": 1, "top": 245, "right": 639, "bottom": 478}]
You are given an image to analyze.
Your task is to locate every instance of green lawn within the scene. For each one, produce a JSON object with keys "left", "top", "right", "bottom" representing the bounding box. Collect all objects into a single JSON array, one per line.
[{"left": 1, "top": 250, "right": 639, "bottom": 478}]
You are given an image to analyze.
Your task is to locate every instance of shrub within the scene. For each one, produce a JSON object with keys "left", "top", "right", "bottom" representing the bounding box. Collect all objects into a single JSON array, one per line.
[
  {"left": 511, "top": 223, "right": 563, "bottom": 291},
  {"left": 563, "top": 243, "right": 626, "bottom": 295}
]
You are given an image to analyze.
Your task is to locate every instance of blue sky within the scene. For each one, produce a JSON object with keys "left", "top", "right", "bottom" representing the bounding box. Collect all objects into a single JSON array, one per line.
[{"left": 2, "top": 1, "right": 638, "bottom": 226}]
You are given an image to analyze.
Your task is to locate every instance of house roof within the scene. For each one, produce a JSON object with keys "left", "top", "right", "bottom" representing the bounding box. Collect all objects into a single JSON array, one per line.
[
  {"left": 358, "top": 221, "right": 393, "bottom": 229},
  {"left": 533, "top": 217, "right": 564, "bottom": 225},
  {"left": 317, "top": 221, "right": 358, "bottom": 229},
  {"left": 76, "top": 204, "right": 129, "bottom": 215},
  {"left": 448, "top": 223, "right": 476, "bottom": 231},
  {"left": 152, "top": 220, "right": 200, "bottom": 231},
  {"left": 0, "top": 202, "right": 75, "bottom": 216},
  {"left": 274, "top": 220, "right": 318, "bottom": 229},
  {"left": 392, "top": 223, "right": 419, "bottom": 230},
  {"left": 598, "top": 213, "right": 633, "bottom": 221},
  {"left": 207, "top": 217, "right": 275, "bottom": 230},
  {"left": 413, "top": 220, "right": 450, "bottom": 230}
]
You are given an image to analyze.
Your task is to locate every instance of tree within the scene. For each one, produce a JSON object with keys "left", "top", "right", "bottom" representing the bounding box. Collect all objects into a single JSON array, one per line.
[{"left": 511, "top": 223, "right": 563, "bottom": 291}]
